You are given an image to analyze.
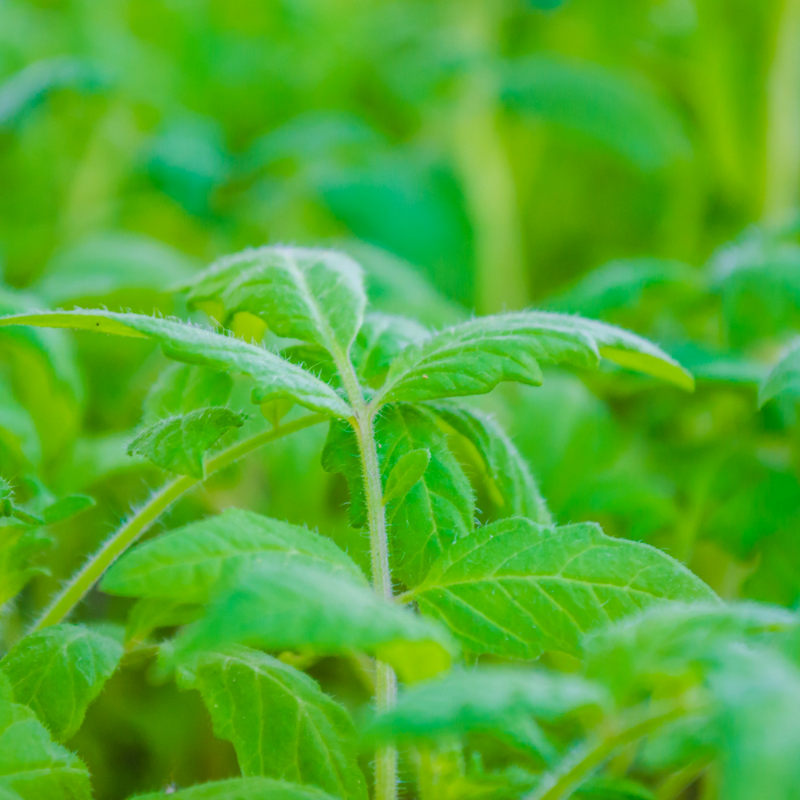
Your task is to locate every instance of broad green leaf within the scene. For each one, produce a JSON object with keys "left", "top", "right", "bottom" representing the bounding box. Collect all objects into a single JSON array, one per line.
[
  {"left": 351, "top": 313, "right": 428, "bottom": 387},
  {"left": 178, "top": 647, "right": 367, "bottom": 799},
  {"left": 323, "top": 405, "right": 474, "bottom": 587},
  {"left": 0, "top": 523, "right": 52, "bottom": 605},
  {"left": 760, "top": 343, "right": 800, "bottom": 406},
  {"left": 126, "top": 599, "right": 203, "bottom": 644},
  {"left": 374, "top": 311, "right": 694, "bottom": 406},
  {"left": 134, "top": 777, "right": 339, "bottom": 799},
  {"left": 102, "top": 508, "right": 367, "bottom": 602},
  {"left": 364, "top": 666, "right": 607, "bottom": 744},
  {"left": 501, "top": 56, "right": 690, "bottom": 172},
  {"left": 127, "top": 407, "right": 245, "bottom": 478},
  {"left": 432, "top": 404, "right": 551, "bottom": 524},
  {"left": 0, "top": 310, "right": 352, "bottom": 418},
  {"left": 414, "top": 517, "right": 716, "bottom": 659},
  {"left": 0, "top": 673, "right": 92, "bottom": 800},
  {"left": 42, "top": 495, "right": 95, "bottom": 526},
  {"left": 171, "top": 561, "right": 456, "bottom": 682},
  {"left": 144, "top": 364, "right": 233, "bottom": 421},
  {"left": 185, "top": 246, "right": 366, "bottom": 357},
  {"left": 0, "top": 624, "right": 123, "bottom": 741},
  {"left": 382, "top": 449, "right": 430, "bottom": 506}
]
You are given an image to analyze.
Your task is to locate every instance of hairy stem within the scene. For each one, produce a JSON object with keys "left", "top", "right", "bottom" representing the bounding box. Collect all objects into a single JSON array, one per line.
[
  {"left": 524, "top": 701, "right": 690, "bottom": 800},
  {"left": 32, "top": 413, "right": 327, "bottom": 632}
]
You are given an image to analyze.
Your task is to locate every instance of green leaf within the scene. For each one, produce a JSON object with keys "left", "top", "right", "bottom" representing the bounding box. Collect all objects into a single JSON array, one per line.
[
  {"left": 351, "top": 313, "right": 428, "bottom": 387},
  {"left": 144, "top": 363, "right": 233, "bottom": 421},
  {"left": 178, "top": 646, "right": 367, "bottom": 799},
  {"left": 323, "top": 405, "right": 475, "bottom": 587},
  {"left": 133, "top": 777, "right": 340, "bottom": 800},
  {"left": 185, "top": 246, "right": 366, "bottom": 357},
  {"left": 382, "top": 449, "right": 430, "bottom": 506},
  {"left": 0, "top": 624, "right": 123, "bottom": 742},
  {"left": 432, "top": 403, "right": 551, "bottom": 525},
  {"left": 102, "top": 508, "right": 367, "bottom": 602},
  {"left": 171, "top": 561, "right": 456, "bottom": 682},
  {"left": 42, "top": 495, "right": 95, "bottom": 526},
  {"left": 374, "top": 311, "right": 694, "bottom": 406},
  {"left": 0, "top": 671, "right": 91, "bottom": 800},
  {"left": 127, "top": 407, "right": 245, "bottom": 478},
  {"left": 414, "top": 517, "right": 716, "bottom": 659},
  {"left": 0, "top": 523, "right": 52, "bottom": 606},
  {"left": 125, "top": 599, "right": 203, "bottom": 644},
  {"left": 0, "top": 310, "right": 352, "bottom": 418},
  {"left": 364, "top": 666, "right": 608, "bottom": 744},
  {"left": 759, "top": 342, "right": 800, "bottom": 406}
]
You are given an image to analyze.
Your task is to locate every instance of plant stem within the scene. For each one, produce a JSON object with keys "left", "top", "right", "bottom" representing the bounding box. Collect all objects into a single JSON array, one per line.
[
  {"left": 31, "top": 413, "right": 327, "bottom": 632},
  {"left": 523, "top": 701, "right": 690, "bottom": 800}
]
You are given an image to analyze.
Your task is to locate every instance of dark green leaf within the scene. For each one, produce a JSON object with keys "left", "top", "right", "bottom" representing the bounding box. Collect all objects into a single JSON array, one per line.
[
  {"left": 178, "top": 647, "right": 367, "bottom": 799},
  {"left": 414, "top": 517, "right": 716, "bottom": 659},
  {"left": 102, "top": 508, "right": 367, "bottom": 602}
]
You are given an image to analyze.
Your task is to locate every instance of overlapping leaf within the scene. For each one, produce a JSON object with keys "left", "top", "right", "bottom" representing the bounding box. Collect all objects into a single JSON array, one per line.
[
  {"left": 0, "top": 624, "right": 123, "bottom": 742},
  {"left": 143, "top": 364, "right": 233, "bottom": 421},
  {"left": 178, "top": 647, "right": 367, "bottom": 799},
  {"left": 350, "top": 313, "right": 428, "bottom": 387},
  {"left": 373, "top": 311, "right": 694, "bottom": 407},
  {"left": 323, "top": 405, "right": 474, "bottom": 587},
  {"left": 185, "top": 246, "right": 366, "bottom": 357},
  {"left": 414, "top": 517, "right": 716, "bottom": 659},
  {"left": 102, "top": 509, "right": 367, "bottom": 603},
  {"left": 171, "top": 561, "right": 456, "bottom": 682},
  {"left": 0, "top": 310, "right": 352, "bottom": 418}
]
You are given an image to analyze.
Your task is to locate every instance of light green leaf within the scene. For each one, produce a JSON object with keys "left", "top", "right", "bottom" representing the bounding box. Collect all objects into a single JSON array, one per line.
[
  {"left": 171, "top": 561, "right": 456, "bottom": 682},
  {"left": 432, "top": 403, "right": 551, "bottom": 525},
  {"left": 351, "top": 313, "right": 428, "bottom": 387},
  {"left": 127, "top": 407, "right": 245, "bottom": 478},
  {"left": 382, "top": 449, "right": 430, "bottom": 506},
  {"left": 759, "top": 342, "right": 800, "bottom": 406},
  {"left": 323, "top": 405, "right": 474, "bottom": 587},
  {"left": 0, "top": 624, "right": 123, "bottom": 742},
  {"left": 0, "top": 671, "right": 91, "bottom": 799},
  {"left": 134, "top": 777, "right": 339, "bottom": 800},
  {"left": 0, "top": 523, "right": 52, "bottom": 606},
  {"left": 125, "top": 599, "right": 203, "bottom": 644},
  {"left": 364, "top": 666, "right": 608, "bottom": 744},
  {"left": 185, "top": 246, "right": 366, "bottom": 357},
  {"left": 144, "top": 363, "right": 233, "bottom": 422},
  {"left": 414, "top": 517, "right": 716, "bottom": 659},
  {"left": 375, "top": 311, "right": 694, "bottom": 406},
  {"left": 42, "top": 495, "right": 95, "bottom": 526},
  {"left": 102, "top": 508, "right": 367, "bottom": 602},
  {"left": 178, "top": 647, "right": 367, "bottom": 799},
  {"left": 0, "top": 310, "right": 352, "bottom": 418}
]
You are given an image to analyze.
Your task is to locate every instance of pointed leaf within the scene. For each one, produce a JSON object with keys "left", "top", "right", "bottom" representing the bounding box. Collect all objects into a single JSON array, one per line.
[
  {"left": 760, "top": 342, "right": 800, "bottom": 406},
  {"left": 364, "top": 666, "right": 608, "bottom": 744},
  {"left": 382, "top": 449, "right": 430, "bottom": 506},
  {"left": 178, "top": 647, "right": 367, "bottom": 799},
  {"left": 0, "top": 624, "right": 123, "bottom": 742},
  {"left": 144, "top": 363, "right": 233, "bottom": 421},
  {"left": 127, "top": 407, "right": 245, "bottom": 478},
  {"left": 102, "top": 509, "right": 367, "bottom": 602},
  {"left": 0, "top": 310, "right": 352, "bottom": 418},
  {"left": 185, "top": 246, "right": 366, "bottom": 357},
  {"left": 171, "top": 561, "right": 456, "bottom": 682},
  {"left": 414, "top": 517, "right": 716, "bottom": 659},
  {"left": 432, "top": 403, "right": 551, "bottom": 524},
  {"left": 134, "top": 777, "right": 339, "bottom": 800},
  {"left": 375, "top": 311, "right": 694, "bottom": 406},
  {"left": 323, "top": 405, "right": 474, "bottom": 587}
]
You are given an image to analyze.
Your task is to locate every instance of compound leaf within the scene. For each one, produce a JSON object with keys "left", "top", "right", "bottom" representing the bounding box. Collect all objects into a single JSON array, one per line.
[
  {"left": 375, "top": 311, "right": 693, "bottom": 406},
  {"left": 102, "top": 509, "right": 366, "bottom": 603},
  {"left": 0, "top": 310, "right": 352, "bottom": 419},
  {"left": 0, "top": 624, "right": 123, "bottom": 742},
  {"left": 178, "top": 647, "right": 367, "bottom": 799},
  {"left": 127, "top": 407, "right": 245, "bottom": 478},
  {"left": 432, "top": 403, "right": 551, "bottom": 524},
  {"left": 171, "top": 561, "right": 456, "bottom": 682},
  {"left": 134, "top": 777, "right": 339, "bottom": 799},
  {"left": 414, "top": 517, "right": 716, "bottom": 659},
  {"left": 185, "top": 246, "right": 366, "bottom": 357},
  {"left": 760, "top": 342, "right": 800, "bottom": 406},
  {"left": 364, "top": 666, "right": 607, "bottom": 744},
  {"left": 323, "top": 405, "right": 474, "bottom": 587}
]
